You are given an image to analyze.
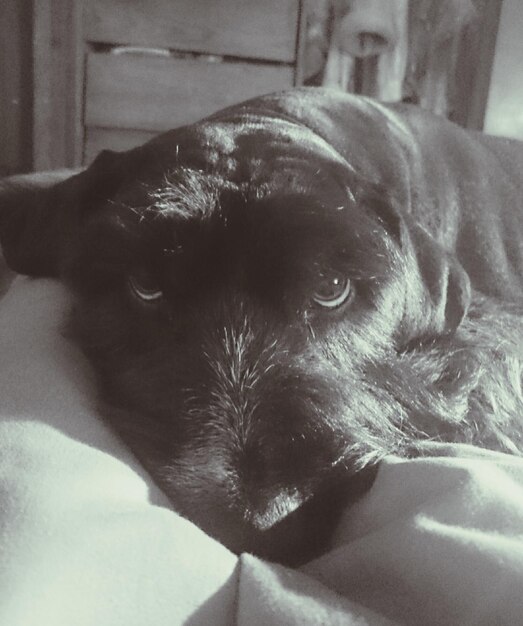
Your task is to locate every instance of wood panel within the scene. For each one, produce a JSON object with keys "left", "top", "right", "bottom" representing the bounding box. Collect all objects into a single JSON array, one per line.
[
  {"left": 32, "top": 0, "right": 84, "bottom": 170},
  {"left": 453, "top": 0, "right": 503, "bottom": 130},
  {"left": 294, "top": 0, "right": 308, "bottom": 86},
  {"left": 84, "top": 128, "right": 158, "bottom": 164},
  {"left": 0, "top": 0, "right": 33, "bottom": 175},
  {"left": 85, "top": 52, "right": 294, "bottom": 132},
  {"left": 84, "top": 0, "right": 299, "bottom": 63}
]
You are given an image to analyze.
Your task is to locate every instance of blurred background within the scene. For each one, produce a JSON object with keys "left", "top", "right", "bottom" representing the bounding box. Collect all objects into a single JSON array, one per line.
[{"left": 1, "top": 0, "right": 521, "bottom": 176}]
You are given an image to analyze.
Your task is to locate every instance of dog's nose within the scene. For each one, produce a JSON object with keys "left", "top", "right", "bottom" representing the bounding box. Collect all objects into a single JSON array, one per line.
[
  {"left": 239, "top": 431, "right": 331, "bottom": 498},
  {"left": 240, "top": 441, "right": 274, "bottom": 488}
]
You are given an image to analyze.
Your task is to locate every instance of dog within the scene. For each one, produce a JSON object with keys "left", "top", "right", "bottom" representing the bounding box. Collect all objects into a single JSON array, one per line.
[{"left": 1, "top": 88, "right": 522, "bottom": 565}]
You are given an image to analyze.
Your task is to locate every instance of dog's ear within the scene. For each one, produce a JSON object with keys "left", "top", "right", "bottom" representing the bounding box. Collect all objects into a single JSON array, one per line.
[
  {"left": 0, "top": 151, "right": 124, "bottom": 277},
  {"left": 346, "top": 181, "right": 471, "bottom": 337},
  {"left": 408, "top": 223, "right": 471, "bottom": 337},
  {"left": 359, "top": 184, "right": 471, "bottom": 337}
]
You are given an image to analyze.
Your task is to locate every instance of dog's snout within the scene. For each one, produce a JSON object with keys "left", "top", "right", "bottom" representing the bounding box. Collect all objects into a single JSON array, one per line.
[
  {"left": 238, "top": 433, "right": 316, "bottom": 498},
  {"left": 239, "top": 440, "right": 272, "bottom": 487},
  {"left": 239, "top": 435, "right": 305, "bottom": 489}
]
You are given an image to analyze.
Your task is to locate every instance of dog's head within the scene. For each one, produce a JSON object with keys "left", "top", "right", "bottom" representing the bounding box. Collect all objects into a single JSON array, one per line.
[{"left": 0, "top": 89, "right": 471, "bottom": 562}]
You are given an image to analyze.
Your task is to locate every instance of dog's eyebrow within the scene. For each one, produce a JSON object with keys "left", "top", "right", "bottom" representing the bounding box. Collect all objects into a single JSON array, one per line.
[{"left": 145, "top": 168, "right": 229, "bottom": 221}]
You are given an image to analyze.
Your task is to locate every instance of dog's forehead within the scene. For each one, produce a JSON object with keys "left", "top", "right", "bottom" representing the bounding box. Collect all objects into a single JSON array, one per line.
[
  {"left": 101, "top": 112, "right": 367, "bottom": 263},
  {"left": 147, "top": 115, "right": 352, "bottom": 188},
  {"left": 199, "top": 117, "right": 347, "bottom": 163}
]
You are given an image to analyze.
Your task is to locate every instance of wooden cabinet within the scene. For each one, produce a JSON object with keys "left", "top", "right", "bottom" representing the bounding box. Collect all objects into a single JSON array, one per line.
[
  {"left": 33, "top": 0, "right": 305, "bottom": 170},
  {"left": 16, "top": 0, "right": 501, "bottom": 174},
  {"left": 84, "top": 46, "right": 295, "bottom": 162},
  {"left": 84, "top": 0, "right": 299, "bottom": 62}
]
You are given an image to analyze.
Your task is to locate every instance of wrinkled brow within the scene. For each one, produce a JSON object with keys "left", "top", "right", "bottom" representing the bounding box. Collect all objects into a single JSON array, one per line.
[{"left": 144, "top": 168, "right": 241, "bottom": 221}]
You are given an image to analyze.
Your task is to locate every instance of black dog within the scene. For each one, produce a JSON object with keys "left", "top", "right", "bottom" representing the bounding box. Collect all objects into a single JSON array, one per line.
[{"left": 1, "top": 88, "right": 522, "bottom": 564}]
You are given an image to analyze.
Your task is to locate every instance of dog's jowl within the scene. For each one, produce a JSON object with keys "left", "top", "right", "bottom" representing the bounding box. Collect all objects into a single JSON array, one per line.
[{"left": 1, "top": 88, "right": 522, "bottom": 564}]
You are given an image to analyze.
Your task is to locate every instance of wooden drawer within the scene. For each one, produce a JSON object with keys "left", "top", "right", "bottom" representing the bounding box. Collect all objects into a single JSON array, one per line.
[
  {"left": 84, "top": 0, "right": 299, "bottom": 63},
  {"left": 85, "top": 51, "right": 294, "bottom": 132}
]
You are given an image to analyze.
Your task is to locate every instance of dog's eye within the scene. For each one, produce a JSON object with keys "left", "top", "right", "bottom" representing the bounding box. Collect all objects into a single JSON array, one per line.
[
  {"left": 127, "top": 269, "right": 163, "bottom": 303},
  {"left": 312, "top": 272, "right": 352, "bottom": 309}
]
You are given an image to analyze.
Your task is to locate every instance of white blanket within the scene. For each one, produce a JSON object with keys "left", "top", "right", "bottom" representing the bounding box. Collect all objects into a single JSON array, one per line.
[{"left": 1, "top": 277, "right": 522, "bottom": 625}]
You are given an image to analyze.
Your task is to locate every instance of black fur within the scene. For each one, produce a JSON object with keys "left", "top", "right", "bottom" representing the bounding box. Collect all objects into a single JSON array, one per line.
[{"left": 1, "top": 88, "right": 522, "bottom": 565}]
